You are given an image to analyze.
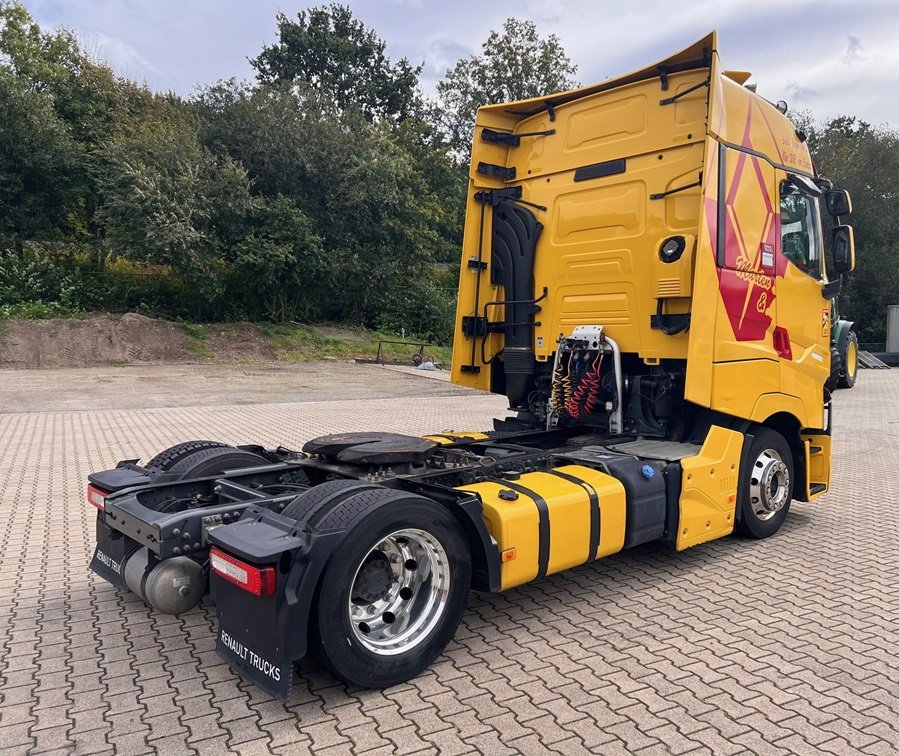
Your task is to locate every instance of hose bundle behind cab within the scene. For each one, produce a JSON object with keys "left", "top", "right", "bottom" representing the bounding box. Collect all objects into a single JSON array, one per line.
[{"left": 87, "top": 32, "right": 854, "bottom": 700}]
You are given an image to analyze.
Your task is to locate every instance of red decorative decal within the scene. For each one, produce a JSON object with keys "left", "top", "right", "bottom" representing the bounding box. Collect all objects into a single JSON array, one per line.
[
  {"left": 715, "top": 151, "right": 780, "bottom": 342},
  {"left": 740, "top": 103, "right": 754, "bottom": 150},
  {"left": 719, "top": 267, "right": 773, "bottom": 342}
]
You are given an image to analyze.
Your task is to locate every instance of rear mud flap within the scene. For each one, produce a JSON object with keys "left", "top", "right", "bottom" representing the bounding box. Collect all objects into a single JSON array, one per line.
[
  {"left": 216, "top": 625, "right": 293, "bottom": 700},
  {"left": 89, "top": 516, "right": 139, "bottom": 591},
  {"left": 208, "top": 516, "right": 346, "bottom": 701}
]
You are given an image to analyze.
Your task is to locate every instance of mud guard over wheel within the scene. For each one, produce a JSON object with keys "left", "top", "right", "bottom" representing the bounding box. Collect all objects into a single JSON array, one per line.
[{"left": 209, "top": 483, "right": 472, "bottom": 698}]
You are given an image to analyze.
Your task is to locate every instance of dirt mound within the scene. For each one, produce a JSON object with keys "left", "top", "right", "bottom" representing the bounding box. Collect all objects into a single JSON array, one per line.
[
  {"left": 0, "top": 313, "right": 193, "bottom": 368},
  {"left": 0, "top": 313, "right": 446, "bottom": 369},
  {"left": 203, "top": 323, "right": 278, "bottom": 362}
]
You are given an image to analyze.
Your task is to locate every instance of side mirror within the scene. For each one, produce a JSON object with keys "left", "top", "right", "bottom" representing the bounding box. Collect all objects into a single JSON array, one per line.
[
  {"left": 825, "top": 189, "right": 852, "bottom": 217},
  {"left": 832, "top": 225, "right": 855, "bottom": 274}
]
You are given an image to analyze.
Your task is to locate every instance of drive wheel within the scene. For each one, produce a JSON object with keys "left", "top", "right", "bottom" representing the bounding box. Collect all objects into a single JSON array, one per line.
[
  {"left": 734, "top": 428, "right": 793, "bottom": 539},
  {"left": 145, "top": 440, "right": 230, "bottom": 471},
  {"left": 313, "top": 491, "right": 470, "bottom": 688},
  {"left": 146, "top": 443, "right": 269, "bottom": 488},
  {"left": 281, "top": 479, "right": 382, "bottom": 522},
  {"left": 838, "top": 331, "right": 858, "bottom": 388}
]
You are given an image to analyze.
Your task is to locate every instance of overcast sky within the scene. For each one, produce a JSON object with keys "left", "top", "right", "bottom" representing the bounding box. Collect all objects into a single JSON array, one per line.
[{"left": 24, "top": 0, "right": 899, "bottom": 127}]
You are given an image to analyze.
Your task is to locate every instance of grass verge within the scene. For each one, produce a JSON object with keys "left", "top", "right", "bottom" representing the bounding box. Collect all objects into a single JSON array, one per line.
[
  {"left": 259, "top": 323, "right": 453, "bottom": 366},
  {"left": 180, "top": 322, "right": 214, "bottom": 359}
]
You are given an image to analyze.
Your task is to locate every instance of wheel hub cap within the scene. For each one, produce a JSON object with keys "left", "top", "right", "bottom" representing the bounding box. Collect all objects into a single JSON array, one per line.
[
  {"left": 352, "top": 556, "right": 393, "bottom": 604},
  {"left": 750, "top": 449, "right": 790, "bottom": 520}
]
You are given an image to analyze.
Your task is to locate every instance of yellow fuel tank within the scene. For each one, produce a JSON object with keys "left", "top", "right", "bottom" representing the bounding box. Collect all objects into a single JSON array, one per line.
[
  {"left": 456, "top": 464, "right": 626, "bottom": 590},
  {"left": 421, "top": 431, "right": 490, "bottom": 445}
]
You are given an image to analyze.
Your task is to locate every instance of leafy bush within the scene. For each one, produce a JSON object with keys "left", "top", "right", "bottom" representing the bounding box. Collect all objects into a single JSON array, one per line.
[
  {"left": 376, "top": 278, "right": 456, "bottom": 344},
  {"left": 0, "top": 251, "right": 69, "bottom": 304},
  {"left": 0, "top": 300, "right": 80, "bottom": 319},
  {"left": 0, "top": 248, "right": 202, "bottom": 318}
]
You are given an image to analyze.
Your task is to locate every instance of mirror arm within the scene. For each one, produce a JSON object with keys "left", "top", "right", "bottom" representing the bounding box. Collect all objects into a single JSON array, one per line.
[{"left": 822, "top": 277, "right": 842, "bottom": 300}]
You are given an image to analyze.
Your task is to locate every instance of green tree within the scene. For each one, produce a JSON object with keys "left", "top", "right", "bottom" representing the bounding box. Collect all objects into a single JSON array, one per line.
[
  {"left": 436, "top": 18, "right": 578, "bottom": 159},
  {"left": 230, "top": 195, "right": 326, "bottom": 322},
  {"left": 251, "top": 4, "right": 421, "bottom": 122},
  {"left": 0, "top": 1, "right": 155, "bottom": 258},
  {"left": 0, "top": 66, "right": 78, "bottom": 250},
  {"left": 0, "top": 1, "right": 81, "bottom": 249},
  {"left": 0, "top": 0, "right": 82, "bottom": 92},
  {"left": 1, "top": 2, "right": 461, "bottom": 330},
  {"left": 196, "top": 79, "right": 457, "bottom": 322},
  {"left": 96, "top": 110, "right": 254, "bottom": 310},
  {"left": 376, "top": 278, "right": 456, "bottom": 344},
  {"left": 798, "top": 113, "right": 899, "bottom": 345}
]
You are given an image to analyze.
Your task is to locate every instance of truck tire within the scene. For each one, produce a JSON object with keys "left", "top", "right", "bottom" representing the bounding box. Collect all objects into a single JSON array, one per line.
[
  {"left": 167, "top": 446, "right": 269, "bottom": 478},
  {"left": 312, "top": 489, "right": 471, "bottom": 688},
  {"left": 826, "top": 345, "right": 841, "bottom": 392},
  {"left": 838, "top": 330, "right": 858, "bottom": 388},
  {"left": 734, "top": 428, "right": 793, "bottom": 539},
  {"left": 280, "top": 479, "right": 383, "bottom": 523},
  {"left": 145, "top": 440, "right": 231, "bottom": 471},
  {"left": 154, "top": 444, "right": 269, "bottom": 480}
]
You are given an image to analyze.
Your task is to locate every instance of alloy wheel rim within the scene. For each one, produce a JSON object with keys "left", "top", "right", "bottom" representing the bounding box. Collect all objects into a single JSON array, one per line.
[
  {"left": 348, "top": 528, "right": 451, "bottom": 655},
  {"left": 749, "top": 448, "right": 790, "bottom": 521}
]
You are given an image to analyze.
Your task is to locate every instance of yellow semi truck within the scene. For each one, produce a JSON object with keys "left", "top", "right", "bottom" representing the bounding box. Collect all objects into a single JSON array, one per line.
[
  {"left": 87, "top": 32, "right": 854, "bottom": 698},
  {"left": 451, "top": 29, "right": 855, "bottom": 550}
]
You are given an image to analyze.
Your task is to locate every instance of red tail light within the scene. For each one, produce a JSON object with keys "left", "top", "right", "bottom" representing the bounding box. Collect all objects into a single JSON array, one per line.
[
  {"left": 87, "top": 484, "right": 107, "bottom": 511},
  {"left": 209, "top": 548, "right": 276, "bottom": 597}
]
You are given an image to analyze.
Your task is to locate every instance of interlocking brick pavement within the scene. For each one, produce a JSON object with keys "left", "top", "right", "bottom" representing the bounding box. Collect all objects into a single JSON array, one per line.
[{"left": 1, "top": 368, "right": 898, "bottom": 755}]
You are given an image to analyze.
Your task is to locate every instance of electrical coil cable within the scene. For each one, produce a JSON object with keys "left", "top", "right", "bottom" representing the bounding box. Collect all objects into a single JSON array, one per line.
[
  {"left": 560, "top": 351, "right": 573, "bottom": 408},
  {"left": 566, "top": 351, "right": 603, "bottom": 420},
  {"left": 551, "top": 355, "right": 566, "bottom": 413},
  {"left": 551, "top": 350, "right": 575, "bottom": 414}
]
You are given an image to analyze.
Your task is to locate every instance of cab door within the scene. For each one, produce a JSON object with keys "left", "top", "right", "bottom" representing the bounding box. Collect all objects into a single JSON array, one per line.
[{"left": 775, "top": 174, "right": 830, "bottom": 430}]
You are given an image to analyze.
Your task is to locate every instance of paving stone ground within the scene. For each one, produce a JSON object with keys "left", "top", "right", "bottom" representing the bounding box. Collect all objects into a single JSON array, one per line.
[{"left": 0, "top": 367, "right": 898, "bottom": 755}]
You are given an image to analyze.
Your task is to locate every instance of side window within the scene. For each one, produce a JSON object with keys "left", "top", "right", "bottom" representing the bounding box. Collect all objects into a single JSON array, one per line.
[{"left": 780, "top": 181, "right": 822, "bottom": 278}]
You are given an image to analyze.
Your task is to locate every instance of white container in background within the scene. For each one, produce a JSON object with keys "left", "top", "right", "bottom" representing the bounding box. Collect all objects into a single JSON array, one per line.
[{"left": 887, "top": 305, "right": 899, "bottom": 352}]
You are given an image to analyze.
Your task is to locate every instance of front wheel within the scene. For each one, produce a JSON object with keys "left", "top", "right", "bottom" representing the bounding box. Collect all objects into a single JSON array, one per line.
[
  {"left": 838, "top": 330, "right": 859, "bottom": 388},
  {"left": 312, "top": 492, "right": 470, "bottom": 688},
  {"left": 734, "top": 428, "right": 794, "bottom": 539}
]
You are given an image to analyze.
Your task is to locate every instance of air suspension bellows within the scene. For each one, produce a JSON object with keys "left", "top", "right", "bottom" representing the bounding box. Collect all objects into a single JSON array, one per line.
[{"left": 503, "top": 347, "right": 537, "bottom": 410}]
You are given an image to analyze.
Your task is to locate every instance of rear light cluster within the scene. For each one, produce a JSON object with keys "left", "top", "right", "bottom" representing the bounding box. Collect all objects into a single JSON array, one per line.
[
  {"left": 86, "top": 484, "right": 107, "bottom": 511},
  {"left": 209, "top": 548, "right": 276, "bottom": 597}
]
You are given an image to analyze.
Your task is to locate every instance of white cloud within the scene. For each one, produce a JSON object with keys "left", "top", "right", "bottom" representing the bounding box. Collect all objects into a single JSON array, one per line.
[
  {"left": 24, "top": 0, "right": 899, "bottom": 126},
  {"left": 79, "top": 30, "right": 162, "bottom": 87}
]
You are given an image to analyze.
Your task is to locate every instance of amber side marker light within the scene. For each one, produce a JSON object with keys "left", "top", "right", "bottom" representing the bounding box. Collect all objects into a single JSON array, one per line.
[{"left": 209, "top": 547, "right": 276, "bottom": 597}]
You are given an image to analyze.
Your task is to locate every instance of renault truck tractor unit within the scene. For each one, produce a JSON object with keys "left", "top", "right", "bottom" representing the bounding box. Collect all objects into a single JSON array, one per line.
[{"left": 87, "top": 32, "right": 855, "bottom": 699}]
